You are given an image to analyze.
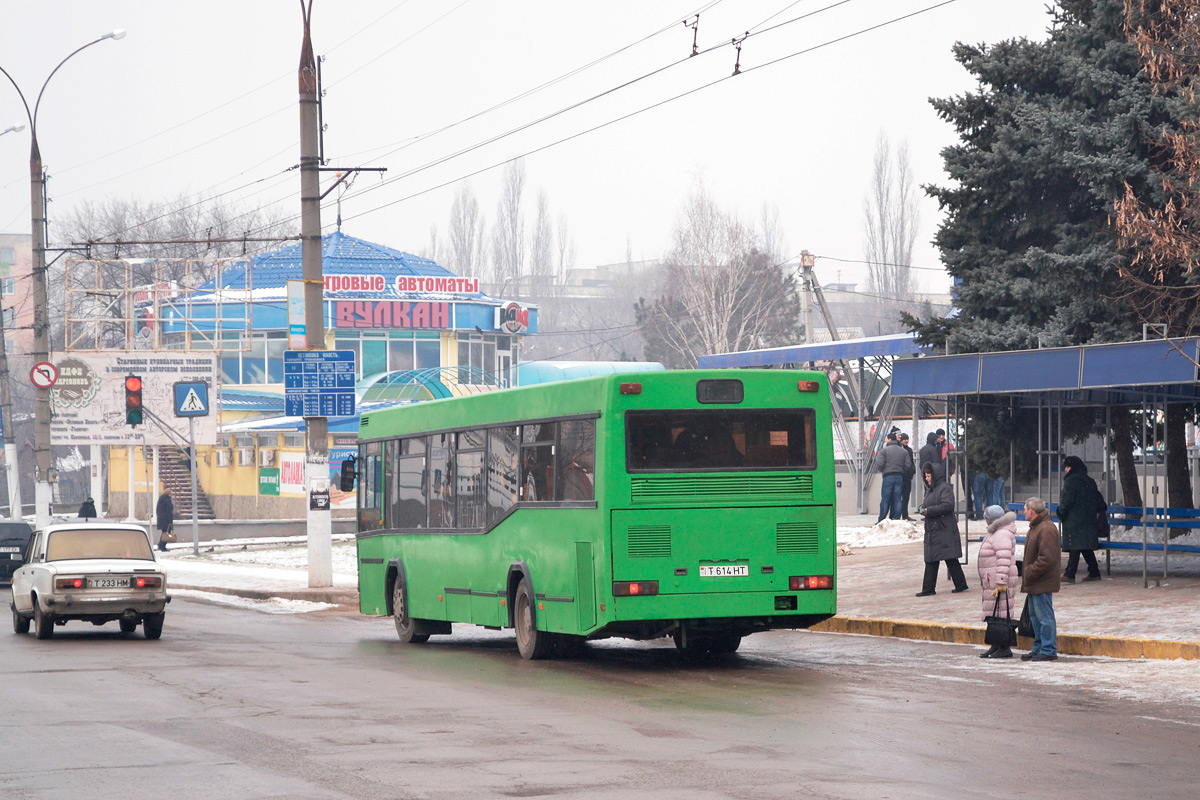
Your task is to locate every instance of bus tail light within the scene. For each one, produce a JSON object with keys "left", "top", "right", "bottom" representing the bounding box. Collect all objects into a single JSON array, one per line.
[
  {"left": 612, "top": 580, "right": 658, "bottom": 597},
  {"left": 620, "top": 382, "right": 642, "bottom": 395},
  {"left": 789, "top": 575, "right": 833, "bottom": 590},
  {"left": 797, "top": 380, "right": 820, "bottom": 393},
  {"left": 135, "top": 576, "right": 163, "bottom": 589},
  {"left": 55, "top": 577, "right": 83, "bottom": 590}
]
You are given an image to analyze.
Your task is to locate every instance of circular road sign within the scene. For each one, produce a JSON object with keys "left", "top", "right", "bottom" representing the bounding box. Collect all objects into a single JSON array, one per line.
[{"left": 30, "top": 362, "right": 59, "bottom": 389}]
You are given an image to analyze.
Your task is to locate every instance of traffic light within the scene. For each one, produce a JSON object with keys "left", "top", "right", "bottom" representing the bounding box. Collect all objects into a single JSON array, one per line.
[{"left": 124, "top": 375, "right": 143, "bottom": 426}]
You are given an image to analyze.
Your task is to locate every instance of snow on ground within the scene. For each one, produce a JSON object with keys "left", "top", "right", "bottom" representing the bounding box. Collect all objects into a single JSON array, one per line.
[
  {"left": 172, "top": 589, "right": 336, "bottom": 615},
  {"left": 167, "top": 539, "right": 359, "bottom": 574},
  {"left": 837, "top": 518, "right": 924, "bottom": 549}
]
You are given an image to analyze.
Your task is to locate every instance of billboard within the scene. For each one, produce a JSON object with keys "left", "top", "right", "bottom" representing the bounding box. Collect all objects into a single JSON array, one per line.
[{"left": 50, "top": 352, "right": 219, "bottom": 447}]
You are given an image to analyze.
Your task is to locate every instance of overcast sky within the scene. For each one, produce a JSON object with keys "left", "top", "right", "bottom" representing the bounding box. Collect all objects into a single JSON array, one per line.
[{"left": 0, "top": 1, "right": 1052, "bottom": 295}]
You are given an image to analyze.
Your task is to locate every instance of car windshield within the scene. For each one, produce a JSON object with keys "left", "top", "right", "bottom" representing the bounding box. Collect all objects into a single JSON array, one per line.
[
  {"left": 45, "top": 529, "right": 154, "bottom": 562},
  {"left": 626, "top": 409, "right": 816, "bottom": 472}
]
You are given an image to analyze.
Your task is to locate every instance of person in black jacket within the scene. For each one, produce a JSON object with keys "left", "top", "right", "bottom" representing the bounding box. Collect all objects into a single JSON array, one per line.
[
  {"left": 915, "top": 462, "right": 969, "bottom": 597},
  {"left": 77, "top": 497, "right": 97, "bottom": 520},
  {"left": 1058, "top": 455, "right": 1102, "bottom": 582},
  {"left": 155, "top": 491, "right": 174, "bottom": 552}
]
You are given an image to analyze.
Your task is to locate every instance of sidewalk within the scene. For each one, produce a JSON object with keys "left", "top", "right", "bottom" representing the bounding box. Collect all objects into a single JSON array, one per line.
[
  {"left": 156, "top": 520, "right": 1200, "bottom": 660},
  {"left": 825, "top": 514, "right": 1200, "bottom": 660}
]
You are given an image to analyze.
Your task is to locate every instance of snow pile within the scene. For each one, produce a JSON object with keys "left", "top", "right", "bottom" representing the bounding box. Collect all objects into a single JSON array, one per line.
[
  {"left": 838, "top": 518, "right": 923, "bottom": 550},
  {"left": 173, "top": 588, "right": 336, "bottom": 615},
  {"left": 175, "top": 540, "right": 359, "bottom": 574}
]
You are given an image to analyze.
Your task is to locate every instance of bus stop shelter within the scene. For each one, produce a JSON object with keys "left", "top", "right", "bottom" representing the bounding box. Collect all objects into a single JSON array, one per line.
[{"left": 890, "top": 338, "right": 1200, "bottom": 586}]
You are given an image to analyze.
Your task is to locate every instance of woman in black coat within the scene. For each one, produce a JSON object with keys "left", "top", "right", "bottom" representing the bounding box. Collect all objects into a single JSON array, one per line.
[
  {"left": 155, "top": 491, "right": 174, "bottom": 552},
  {"left": 916, "top": 462, "right": 968, "bottom": 596},
  {"left": 1057, "top": 455, "right": 1102, "bottom": 582}
]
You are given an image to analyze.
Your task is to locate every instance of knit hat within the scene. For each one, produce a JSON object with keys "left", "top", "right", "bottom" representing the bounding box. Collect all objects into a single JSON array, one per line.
[
  {"left": 984, "top": 504, "right": 1006, "bottom": 524},
  {"left": 935, "top": 428, "right": 945, "bottom": 436}
]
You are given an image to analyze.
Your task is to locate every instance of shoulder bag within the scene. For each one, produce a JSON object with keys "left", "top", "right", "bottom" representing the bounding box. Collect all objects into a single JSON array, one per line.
[{"left": 984, "top": 592, "right": 1018, "bottom": 648}]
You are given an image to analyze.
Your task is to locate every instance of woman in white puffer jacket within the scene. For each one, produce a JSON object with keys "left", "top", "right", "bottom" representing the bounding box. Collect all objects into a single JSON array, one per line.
[{"left": 977, "top": 504, "right": 1021, "bottom": 658}]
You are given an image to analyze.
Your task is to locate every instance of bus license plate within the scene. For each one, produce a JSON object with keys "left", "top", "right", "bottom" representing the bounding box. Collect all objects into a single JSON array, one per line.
[
  {"left": 89, "top": 577, "right": 129, "bottom": 589},
  {"left": 698, "top": 565, "right": 749, "bottom": 577}
]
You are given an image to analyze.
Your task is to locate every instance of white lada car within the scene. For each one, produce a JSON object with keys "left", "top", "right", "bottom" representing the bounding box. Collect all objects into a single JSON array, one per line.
[{"left": 10, "top": 523, "right": 170, "bottom": 640}]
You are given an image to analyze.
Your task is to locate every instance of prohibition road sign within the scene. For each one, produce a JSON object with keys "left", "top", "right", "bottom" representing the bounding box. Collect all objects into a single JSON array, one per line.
[{"left": 30, "top": 362, "right": 58, "bottom": 389}]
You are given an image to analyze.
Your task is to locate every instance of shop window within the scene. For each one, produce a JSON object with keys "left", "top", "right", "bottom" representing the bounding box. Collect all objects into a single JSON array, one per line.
[
  {"left": 283, "top": 434, "right": 304, "bottom": 448},
  {"left": 415, "top": 338, "right": 439, "bottom": 370},
  {"left": 362, "top": 334, "right": 387, "bottom": 377},
  {"left": 266, "top": 334, "right": 286, "bottom": 383},
  {"left": 388, "top": 335, "right": 414, "bottom": 372}
]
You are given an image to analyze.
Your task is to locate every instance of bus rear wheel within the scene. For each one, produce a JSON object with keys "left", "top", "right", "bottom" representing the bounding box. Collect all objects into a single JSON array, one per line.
[
  {"left": 393, "top": 574, "right": 430, "bottom": 644},
  {"left": 513, "top": 577, "right": 551, "bottom": 660},
  {"left": 673, "top": 628, "right": 742, "bottom": 656}
]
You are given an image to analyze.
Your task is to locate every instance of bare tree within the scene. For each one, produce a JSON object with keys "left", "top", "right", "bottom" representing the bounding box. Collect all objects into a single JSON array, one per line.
[
  {"left": 419, "top": 223, "right": 443, "bottom": 264},
  {"left": 447, "top": 182, "right": 485, "bottom": 278},
  {"left": 863, "top": 132, "right": 919, "bottom": 323},
  {"left": 555, "top": 213, "right": 575, "bottom": 284},
  {"left": 760, "top": 202, "right": 787, "bottom": 263},
  {"left": 529, "top": 189, "right": 553, "bottom": 281},
  {"left": 491, "top": 159, "right": 526, "bottom": 289},
  {"left": 636, "top": 185, "right": 800, "bottom": 367}
]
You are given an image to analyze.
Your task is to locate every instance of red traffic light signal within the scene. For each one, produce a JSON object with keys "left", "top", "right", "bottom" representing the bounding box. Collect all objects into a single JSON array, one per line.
[{"left": 125, "top": 375, "right": 143, "bottom": 426}]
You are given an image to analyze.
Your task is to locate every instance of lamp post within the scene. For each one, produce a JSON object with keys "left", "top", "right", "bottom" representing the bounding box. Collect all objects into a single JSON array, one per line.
[
  {"left": 0, "top": 29, "right": 125, "bottom": 530},
  {"left": 0, "top": 122, "right": 27, "bottom": 518}
]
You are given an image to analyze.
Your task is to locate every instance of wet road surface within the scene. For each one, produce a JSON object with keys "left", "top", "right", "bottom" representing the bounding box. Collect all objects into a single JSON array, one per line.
[{"left": 2, "top": 597, "right": 1197, "bottom": 799}]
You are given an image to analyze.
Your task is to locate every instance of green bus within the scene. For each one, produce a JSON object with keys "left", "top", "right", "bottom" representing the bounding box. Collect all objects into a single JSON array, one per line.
[{"left": 353, "top": 369, "right": 836, "bottom": 659}]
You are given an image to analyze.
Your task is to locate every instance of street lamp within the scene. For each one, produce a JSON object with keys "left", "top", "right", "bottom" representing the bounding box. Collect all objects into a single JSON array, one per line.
[
  {"left": 0, "top": 28, "right": 125, "bottom": 530},
  {"left": 1, "top": 123, "right": 26, "bottom": 137}
]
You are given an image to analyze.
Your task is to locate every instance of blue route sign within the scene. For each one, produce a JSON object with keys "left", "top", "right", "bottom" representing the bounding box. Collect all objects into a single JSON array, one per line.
[
  {"left": 173, "top": 381, "right": 210, "bottom": 417},
  {"left": 284, "top": 350, "right": 357, "bottom": 418}
]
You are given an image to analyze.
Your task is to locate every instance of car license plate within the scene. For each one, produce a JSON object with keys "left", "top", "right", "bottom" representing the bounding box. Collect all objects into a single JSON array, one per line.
[
  {"left": 0, "top": 546, "right": 19, "bottom": 553},
  {"left": 88, "top": 577, "right": 129, "bottom": 589},
  {"left": 698, "top": 564, "right": 749, "bottom": 577}
]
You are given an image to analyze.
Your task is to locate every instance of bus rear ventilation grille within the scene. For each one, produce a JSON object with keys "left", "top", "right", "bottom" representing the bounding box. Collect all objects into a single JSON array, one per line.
[
  {"left": 776, "top": 522, "right": 819, "bottom": 554},
  {"left": 627, "top": 525, "right": 672, "bottom": 558},
  {"left": 631, "top": 474, "right": 812, "bottom": 500}
]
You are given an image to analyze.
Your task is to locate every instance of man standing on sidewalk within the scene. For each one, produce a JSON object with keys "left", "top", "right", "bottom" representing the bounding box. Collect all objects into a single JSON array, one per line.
[
  {"left": 876, "top": 432, "right": 908, "bottom": 522},
  {"left": 1021, "top": 497, "right": 1061, "bottom": 661}
]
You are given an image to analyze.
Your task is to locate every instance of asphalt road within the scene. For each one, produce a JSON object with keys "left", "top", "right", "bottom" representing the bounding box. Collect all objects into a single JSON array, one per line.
[{"left": 2, "top": 597, "right": 1198, "bottom": 800}]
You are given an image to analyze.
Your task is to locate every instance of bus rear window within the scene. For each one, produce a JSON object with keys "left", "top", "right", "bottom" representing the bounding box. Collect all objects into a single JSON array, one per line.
[{"left": 626, "top": 409, "right": 815, "bottom": 472}]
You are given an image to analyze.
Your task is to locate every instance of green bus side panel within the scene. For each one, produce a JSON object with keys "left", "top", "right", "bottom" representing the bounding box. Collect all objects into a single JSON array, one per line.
[
  {"left": 356, "top": 507, "right": 607, "bottom": 636},
  {"left": 576, "top": 541, "right": 596, "bottom": 630}
]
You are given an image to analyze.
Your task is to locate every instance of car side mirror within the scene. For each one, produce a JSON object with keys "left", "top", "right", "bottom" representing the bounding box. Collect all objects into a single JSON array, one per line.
[{"left": 339, "top": 456, "right": 357, "bottom": 492}]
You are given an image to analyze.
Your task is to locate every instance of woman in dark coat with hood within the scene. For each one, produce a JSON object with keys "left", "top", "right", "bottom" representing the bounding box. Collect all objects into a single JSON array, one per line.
[
  {"left": 916, "top": 462, "right": 968, "bottom": 596},
  {"left": 1057, "top": 455, "right": 1102, "bottom": 582}
]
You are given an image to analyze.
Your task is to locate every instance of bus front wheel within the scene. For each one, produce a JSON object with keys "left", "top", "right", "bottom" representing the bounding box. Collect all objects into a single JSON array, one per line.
[
  {"left": 513, "top": 577, "right": 552, "bottom": 660},
  {"left": 393, "top": 574, "right": 430, "bottom": 644}
]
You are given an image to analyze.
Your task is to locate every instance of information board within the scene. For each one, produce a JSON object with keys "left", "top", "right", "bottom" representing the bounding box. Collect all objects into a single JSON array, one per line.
[{"left": 283, "top": 350, "right": 356, "bottom": 418}]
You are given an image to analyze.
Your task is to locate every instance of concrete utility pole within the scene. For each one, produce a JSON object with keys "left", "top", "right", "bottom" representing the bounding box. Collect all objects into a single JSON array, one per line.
[
  {"left": 299, "top": 2, "right": 331, "bottom": 587},
  {"left": 0, "top": 30, "right": 125, "bottom": 530},
  {"left": 799, "top": 250, "right": 815, "bottom": 345}
]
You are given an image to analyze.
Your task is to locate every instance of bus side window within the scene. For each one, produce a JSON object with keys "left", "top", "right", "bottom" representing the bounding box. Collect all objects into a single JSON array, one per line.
[
  {"left": 520, "top": 423, "right": 557, "bottom": 501},
  {"left": 557, "top": 419, "right": 595, "bottom": 501},
  {"left": 487, "top": 426, "right": 519, "bottom": 523}
]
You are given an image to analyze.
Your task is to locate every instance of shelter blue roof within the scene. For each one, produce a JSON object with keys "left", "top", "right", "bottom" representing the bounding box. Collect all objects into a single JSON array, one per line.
[
  {"left": 890, "top": 338, "right": 1200, "bottom": 403},
  {"left": 698, "top": 333, "right": 925, "bottom": 369},
  {"left": 199, "top": 231, "right": 462, "bottom": 293}
]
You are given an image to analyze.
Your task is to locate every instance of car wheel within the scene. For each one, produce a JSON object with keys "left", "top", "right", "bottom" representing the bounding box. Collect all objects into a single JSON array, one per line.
[
  {"left": 513, "top": 576, "right": 551, "bottom": 660},
  {"left": 12, "top": 604, "right": 29, "bottom": 634},
  {"left": 33, "top": 600, "right": 53, "bottom": 640},
  {"left": 119, "top": 618, "right": 138, "bottom": 634},
  {"left": 392, "top": 574, "right": 429, "bottom": 644},
  {"left": 143, "top": 612, "right": 164, "bottom": 640}
]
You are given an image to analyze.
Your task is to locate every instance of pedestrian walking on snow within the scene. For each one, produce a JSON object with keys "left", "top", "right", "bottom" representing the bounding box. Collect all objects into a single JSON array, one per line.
[
  {"left": 978, "top": 504, "right": 1020, "bottom": 658},
  {"left": 1057, "top": 455, "right": 1102, "bottom": 583},
  {"left": 1021, "top": 497, "right": 1062, "bottom": 661},
  {"left": 915, "top": 462, "right": 968, "bottom": 596},
  {"left": 155, "top": 491, "right": 174, "bottom": 552}
]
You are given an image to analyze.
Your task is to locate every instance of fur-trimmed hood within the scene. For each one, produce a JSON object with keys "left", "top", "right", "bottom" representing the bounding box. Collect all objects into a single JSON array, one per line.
[{"left": 987, "top": 511, "right": 1017, "bottom": 536}]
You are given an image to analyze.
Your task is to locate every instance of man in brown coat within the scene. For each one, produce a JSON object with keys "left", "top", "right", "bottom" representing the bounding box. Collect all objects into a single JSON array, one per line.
[{"left": 1020, "top": 497, "right": 1061, "bottom": 661}]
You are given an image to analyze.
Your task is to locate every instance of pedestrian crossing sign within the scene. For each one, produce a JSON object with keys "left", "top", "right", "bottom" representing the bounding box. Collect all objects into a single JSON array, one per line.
[{"left": 173, "top": 381, "right": 210, "bottom": 417}]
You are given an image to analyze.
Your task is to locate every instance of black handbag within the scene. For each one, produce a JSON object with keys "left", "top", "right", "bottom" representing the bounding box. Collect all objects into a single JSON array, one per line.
[
  {"left": 1017, "top": 597, "right": 1034, "bottom": 638},
  {"left": 984, "top": 592, "right": 1018, "bottom": 648}
]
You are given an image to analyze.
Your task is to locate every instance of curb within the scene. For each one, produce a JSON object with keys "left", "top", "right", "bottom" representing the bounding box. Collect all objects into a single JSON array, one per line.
[
  {"left": 172, "top": 584, "right": 359, "bottom": 606},
  {"left": 810, "top": 616, "right": 1200, "bottom": 661}
]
